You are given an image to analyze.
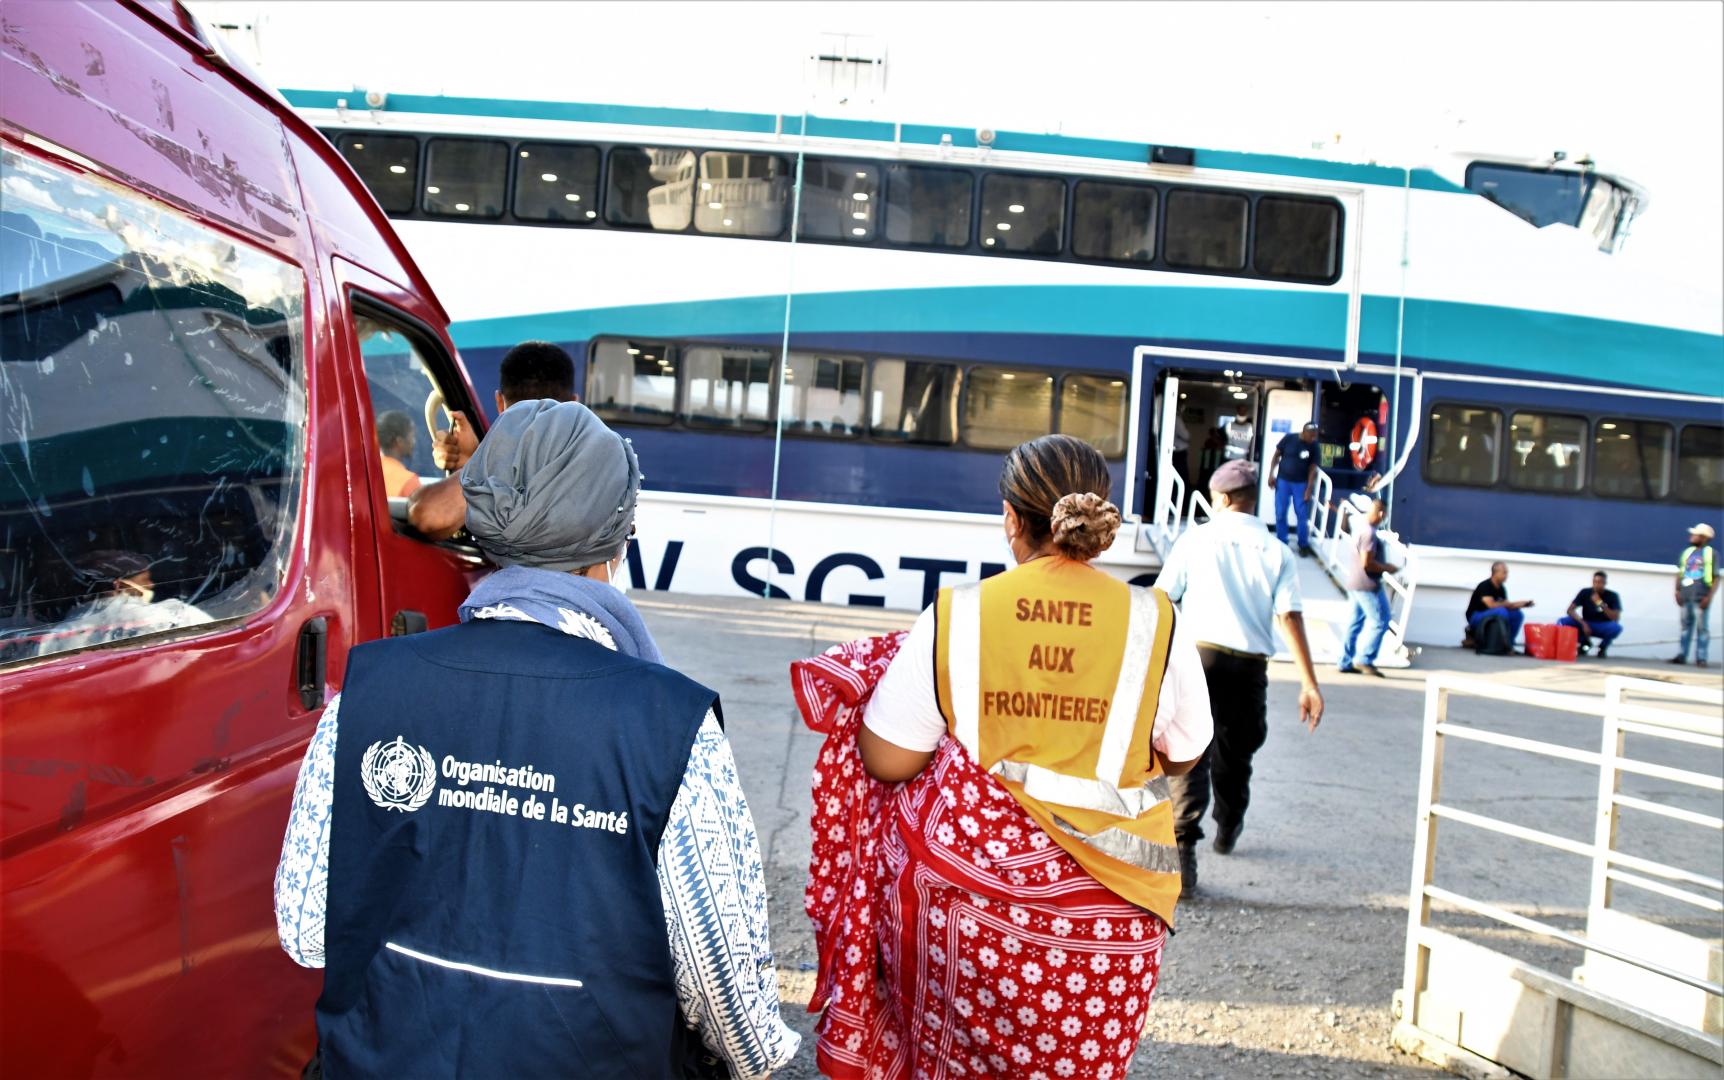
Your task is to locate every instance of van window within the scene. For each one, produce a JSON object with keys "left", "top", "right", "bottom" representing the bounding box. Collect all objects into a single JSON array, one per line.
[
  {"left": 696, "top": 152, "right": 789, "bottom": 237},
  {"left": 1071, "top": 181, "right": 1156, "bottom": 264},
  {"left": 336, "top": 133, "right": 418, "bottom": 213},
  {"left": 883, "top": 165, "right": 972, "bottom": 249},
  {"left": 782, "top": 353, "right": 866, "bottom": 436},
  {"left": 1254, "top": 196, "right": 1340, "bottom": 281},
  {"left": 1677, "top": 424, "right": 1724, "bottom": 505},
  {"left": 871, "top": 358, "right": 960, "bottom": 444},
  {"left": 964, "top": 367, "right": 1055, "bottom": 450},
  {"left": 513, "top": 142, "right": 600, "bottom": 223},
  {"left": 1506, "top": 411, "right": 1586, "bottom": 492},
  {"left": 1164, "top": 189, "right": 1248, "bottom": 271},
  {"left": 0, "top": 149, "right": 306, "bottom": 664},
  {"left": 607, "top": 147, "right": 696, "bottom": 231},
  {"left": 353, "top": 313, "right": 464, "bottom": 507},
  {"left": 681, "top": 346, "right": 774, "bottom": 430},
  {"left": 588, "top": 339, "right": 677, "bottom": 425},
  {"left": 1426, "top": 405, "right": 1502, "bottom": 486},
  {"left": 1592, "top": 419, "right": 1672, "bottom": 500},
  {"left": 798, "top": 159, "right": 880, "bottom": 242},
  {"left": 980, "top": 174, "right": 1064, "bottom": 254},
  {"left": 423, "top": 138, "right": 508, "bottom": 219},
  {"left": 1059, "top": 375, "right": 1130, "bottom": 458}
]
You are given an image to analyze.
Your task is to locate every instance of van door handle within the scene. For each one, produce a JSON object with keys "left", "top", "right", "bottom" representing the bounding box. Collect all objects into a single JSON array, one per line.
[
  {"left": 391, "top": 610, "right": 428, "bottom": 637},
  {"left": 297, "top": 617, "right": 328, "bottom": 711}
]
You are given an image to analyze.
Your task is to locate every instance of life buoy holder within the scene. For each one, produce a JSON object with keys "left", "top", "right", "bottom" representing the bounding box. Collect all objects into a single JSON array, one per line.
[{"left": 1349, "top": 417, "right": 1379, "bottom": 469}]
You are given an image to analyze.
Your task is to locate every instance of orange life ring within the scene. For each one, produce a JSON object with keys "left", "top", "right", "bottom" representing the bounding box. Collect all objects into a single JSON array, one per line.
[{"left": 1350, "top": 417, "right": 1378, "bottom": 469}]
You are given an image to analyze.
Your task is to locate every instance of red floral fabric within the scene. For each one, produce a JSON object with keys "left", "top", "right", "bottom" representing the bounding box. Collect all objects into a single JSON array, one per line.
[{"left": 794, "top": 635, "right": 1168, "bottom": 1080}]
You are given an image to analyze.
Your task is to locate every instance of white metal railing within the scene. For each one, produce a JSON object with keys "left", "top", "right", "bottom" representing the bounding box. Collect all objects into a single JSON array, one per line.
[
  {"left": 1146, "top": 461, "right": 1187, "bottom": 556},
  {"left": 1402, "top": 674, "right": 1724, "bottom": 1013}
]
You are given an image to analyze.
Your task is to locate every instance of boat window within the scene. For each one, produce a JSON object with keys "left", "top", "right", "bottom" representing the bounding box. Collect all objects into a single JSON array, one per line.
[
  {"left": 681, "top": 345, "right": 774, "bottom": 430},
  {"left": 1591, "top": 419, "right": 1672, "bottom": 500},
  {"left": 1425, "top": 405, "right": 1502, "bottom": 486},
  {"left": 587, "top": 339, "right": 677, "bottom": 425},
  {"left": 1505, "top": 411, "right": 1587, "bottom": 493},
  {"left": 963, "top": 367, "right": 1055, "bottom": 451},
  {"left": 980, "top": 174, "right": 1064, "bottom": 255},
  {"left": 883, "top": 165, "right": 973, "bottom": 250},
  {"left": 696, "top": 152, "right": 790, "bottom": 237},
  {"left": 1254, "top": 196, "right": 1340, "bottom": 282},
  {"left": 512, "top": 142, "right": 600, "bottom": 224},
  {"left": 422, "top": 138, "right": 508, "bottom": 219},
  {"left": 0, "top": 148, "right": 306, "bottom": 666},
  {"left": 1163, "top": 188, "right": 1248, "bottom": 271},
  {"left": 797, "top": 159, "right": 880, "bottom": 242},
  {"left": 1059, "top": 375, "right": 1130, "bottom": 459},
  {"left": 1677, "top": 424, "right": 1724, "bottom": 505},
  {"left": 1071, "top": 181, "right": 1156, "bottom": 264},
  {"left": 1466, "top": 163, "right": 1590, "bottom": 229},
  {"left": 870, "top": 358, "right": 961, "bottom": 444},
  {"left": 606, "top": 147, "right": 696, "bottom": 231},
  {"left": 335, "top": 133, "right": 418, "bottom": 213},
  {"left": 781, "top": 353, "right": 866, "bottom": 437}
]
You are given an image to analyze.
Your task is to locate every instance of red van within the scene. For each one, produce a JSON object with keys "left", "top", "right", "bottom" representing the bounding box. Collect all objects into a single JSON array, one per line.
[{"left": 1, "top": 2, "right": 490, "bottom": 1073}]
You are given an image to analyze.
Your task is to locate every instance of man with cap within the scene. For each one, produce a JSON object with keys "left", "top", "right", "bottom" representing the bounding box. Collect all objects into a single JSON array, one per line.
[
  {"left": 274, "top": 401, "right": 799, "bottom": 1078},
  {"left": 1154, "top": 459, "right": 1324, "bottom": 897},
  {"left": 1269, "top": 422, "right": 1322, "bottom": 555},
  {"left": 1672, "top": 522, "right": 1719, "bottom": 667}
]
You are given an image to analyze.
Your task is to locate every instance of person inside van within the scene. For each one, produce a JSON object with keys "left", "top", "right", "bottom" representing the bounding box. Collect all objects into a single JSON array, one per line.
[
  {"left": 51, "top": 550, "right": 211, "bottom": 655},
  {"left": 405, "top": 341, "right": 577, "bottom": 541},
  {"left": 275, "top": 400, "right": 798, "bottom": 1078},
  {"left": 375, "top": 410, "right": 422, "bottom": 498}
]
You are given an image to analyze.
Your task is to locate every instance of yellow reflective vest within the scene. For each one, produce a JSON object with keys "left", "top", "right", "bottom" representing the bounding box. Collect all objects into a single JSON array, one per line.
[{"left": 934, "top": 556, "right": 1183, "bottom": 923}]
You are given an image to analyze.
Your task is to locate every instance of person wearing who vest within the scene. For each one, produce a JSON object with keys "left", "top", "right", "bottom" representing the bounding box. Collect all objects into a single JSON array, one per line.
[
  {"left": 848, "top": 434, "right": 1215, "bottom": 1080},
  {"left": 1671, "top": 522, "right": 1720, "bottom": 667},
  {"left": 273, "top": 401, "right": 799, "bottom": 1078}
]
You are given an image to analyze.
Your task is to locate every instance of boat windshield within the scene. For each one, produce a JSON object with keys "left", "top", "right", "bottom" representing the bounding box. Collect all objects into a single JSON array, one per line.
[{"left": 1466, "top": 162, "right": 1642, "bottom": 253}]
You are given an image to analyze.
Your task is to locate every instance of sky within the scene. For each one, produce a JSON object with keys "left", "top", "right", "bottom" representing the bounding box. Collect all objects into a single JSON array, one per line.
[{"left": 194, "top": 0, "right": 1723, "bottom": 302}]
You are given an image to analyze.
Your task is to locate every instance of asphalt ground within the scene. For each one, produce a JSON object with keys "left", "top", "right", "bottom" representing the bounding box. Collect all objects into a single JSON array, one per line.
[{"left": 633, "top": 592, "right": 1724, "bottom": 1079}]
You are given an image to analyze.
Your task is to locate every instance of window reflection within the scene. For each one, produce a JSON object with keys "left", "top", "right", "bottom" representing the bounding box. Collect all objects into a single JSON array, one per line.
[
  {"left": 870, "top": 359, "right": 960, "bottom": 444},
  {"left": 607, "top": 147, "right": 697, "bottom": 231},
  {"left": 883, "top": 165, "right": 972, "bottom": 249},
  {"left": 1427, "top": 406, "right": 1502, "bottom": 486},
  {"left": 423, "top": 138, "right": 508, "bottom": 218},
  {"left": 798, "top": 159, "right": 880, "bottom": 242},
  {"left": 1592, "top": 419, "right": 1671, "bottom": 500},
  {"left": 782, "top": 353, "right": 865, "bottom": 436},
  {"left": 681, "top": 346, "right": 773, "bottom": 429},
  {"left": 1072, "top": 181, "right": 1156, "bottom": 264},
  {"left": 588, "top": 339, "right": 677, "bottom": 425},
  {"left": 1678, "top": 425, "right": 1724, "bottom": 506},
  {"left": 980, "top": 174, "right": 1063, "bottom": 255},
  {"left": 1506, "top": 411, "right": 1587, "bottom": 492},
  {"left": 1059, "top": 375, "right": 1129, "bottom": 458},
  {"left": 696, "top": 152, "right": 789, "bottom": 237},
  {"left": 513, "top": 143, "right": 600, "bottom": 223},
  {"left": 964, "top": 368, "right": 1054, "bottom": 450},
  {"left": 1164, "top": 189, "right": 1248, "bottom": 271},
  {"left": 336, "top": 133, "right": 418, "bottom": 213},
  {"left": 1254, "top": 197, "right": 1339, "bottom": 281}
]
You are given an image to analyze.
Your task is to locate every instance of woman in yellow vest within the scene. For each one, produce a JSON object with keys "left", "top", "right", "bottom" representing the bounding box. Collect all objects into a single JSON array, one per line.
[{"left": 841, "top": 434, "right": 1212, "bottom": 1080}]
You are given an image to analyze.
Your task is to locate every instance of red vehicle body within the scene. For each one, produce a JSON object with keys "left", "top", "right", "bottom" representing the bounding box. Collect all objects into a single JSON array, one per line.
[{"left": 1, "top": 2, "right": 488, "bottom": 1073}]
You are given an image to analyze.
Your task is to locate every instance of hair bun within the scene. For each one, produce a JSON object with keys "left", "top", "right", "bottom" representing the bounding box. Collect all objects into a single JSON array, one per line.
[{"left": 1049, "top": 492, "right": 1121, "bottom": 561}]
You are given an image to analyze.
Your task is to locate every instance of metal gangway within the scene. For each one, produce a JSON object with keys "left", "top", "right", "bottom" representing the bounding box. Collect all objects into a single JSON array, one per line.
[{"left": 1394, "top": 674, "right": 1724, "bottom": 1079}]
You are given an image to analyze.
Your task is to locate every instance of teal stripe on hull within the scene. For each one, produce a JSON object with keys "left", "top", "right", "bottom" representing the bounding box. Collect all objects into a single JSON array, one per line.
[{"left": 446, "top": 286, "right": 1721, "bottom": 395}]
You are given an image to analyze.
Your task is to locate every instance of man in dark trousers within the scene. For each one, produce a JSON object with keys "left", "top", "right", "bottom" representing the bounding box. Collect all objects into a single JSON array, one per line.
[
  {"left": 1559, "top": 571, "right": 1623, "bottom": 658},
  {"left": 1269, "top": 422, "right": 1320, "bottom": 555},
  {"left": 1155, "top": 460, "right": 1324, "bottom": 897}
]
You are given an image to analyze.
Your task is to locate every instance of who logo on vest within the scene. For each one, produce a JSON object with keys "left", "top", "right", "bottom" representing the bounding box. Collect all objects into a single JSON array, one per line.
[{"left": 360, "top": 736, "right": 437, "bottom": 812}]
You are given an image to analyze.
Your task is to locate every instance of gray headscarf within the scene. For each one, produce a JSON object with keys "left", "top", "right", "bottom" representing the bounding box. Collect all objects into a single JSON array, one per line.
[{"left": 461, "top": 400, "right": 641, "bottom": 572}]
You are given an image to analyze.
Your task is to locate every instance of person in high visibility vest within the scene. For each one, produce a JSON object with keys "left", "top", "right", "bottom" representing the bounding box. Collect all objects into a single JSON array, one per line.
[
  {"left": 1672, "top": 522, "right": 1719, "bottom": 667},
  {"left": 852, "top": 433, "right": 1214, "bottom": 1080}
]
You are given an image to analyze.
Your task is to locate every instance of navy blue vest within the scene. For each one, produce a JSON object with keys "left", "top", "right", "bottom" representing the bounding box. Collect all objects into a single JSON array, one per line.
[{"left": 316, "top": 618, "right": 717, "bottom": 1078}]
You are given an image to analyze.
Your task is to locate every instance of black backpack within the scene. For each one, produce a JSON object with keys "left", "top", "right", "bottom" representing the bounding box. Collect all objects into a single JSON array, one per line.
[{"left": 1475, "top": 615, "right": 1513, "bottom": 656}]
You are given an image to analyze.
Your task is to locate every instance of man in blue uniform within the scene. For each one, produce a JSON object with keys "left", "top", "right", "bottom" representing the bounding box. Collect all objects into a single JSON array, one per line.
[
  {"left": 1269, "top": 422, "right": 1320, "bottom": 555},
  {"left": 275, "top": 402, "right": 798, "bottom": 1078}
]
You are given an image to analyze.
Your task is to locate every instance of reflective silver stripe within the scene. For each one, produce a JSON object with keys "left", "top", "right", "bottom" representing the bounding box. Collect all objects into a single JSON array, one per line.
[
  {"left": 994, "top": 759, "right": 1168, "bottom": 818},
  {"left": 384, "top": 941, "right": 584, "bottom": 988},
  {"left": 1095, "top": 586, "right": 1159, "bottom": 789},
  {"left": 1050, "top": 815, "right": 1184, "bottom": 876},
  {"left": 948, "top": 583, "right": 984, "bottom": 758}
]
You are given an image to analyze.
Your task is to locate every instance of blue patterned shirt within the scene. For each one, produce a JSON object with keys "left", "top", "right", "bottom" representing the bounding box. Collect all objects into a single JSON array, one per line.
[{"left": 273, "top": 607, "right": 798, "bottom": 1079}]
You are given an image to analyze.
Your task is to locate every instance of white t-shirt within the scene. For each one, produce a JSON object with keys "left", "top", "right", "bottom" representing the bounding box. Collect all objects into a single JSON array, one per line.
[{"left": 864, "top": 601, "right": 1214, "bottom": 762}]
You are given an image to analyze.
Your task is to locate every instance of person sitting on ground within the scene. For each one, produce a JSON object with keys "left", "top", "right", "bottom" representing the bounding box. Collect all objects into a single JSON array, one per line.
[
  {"left": 375, "top": 410, "right": 422, "bottom": 498},
  {"left": 406, "top": 341, "right": 578, "bottom": 540},
  {"left": 1337, "top": 496, "right": 1399, "bottom": 677},
  {"left": 1464, "top": 561, "right": 1533, "bottom": 650},
  {"left": 801, "top": 434, "right": 1213, "bottom": 1078},
  {"left": 1671, "top": 522, "right": 1719, "bottom": 667},
  {"left": 1559, "top": 570, "right": 1623, "bottom": 658},
  {"left": 275, "top": 401, "right": 798, "bottom": 1078}
]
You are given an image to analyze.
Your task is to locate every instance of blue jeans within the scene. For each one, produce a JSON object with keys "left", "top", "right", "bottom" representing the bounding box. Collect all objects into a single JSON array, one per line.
[
  {"left": 1679, "top": 600, "right": 1710, "bottom": 663},
  {"left": 1557, "top": 616, "right": 1621, "bottom": 650},
  {"left": 1468, "top": 607, "right": 1524, "bottom": 644},
  {"left": 1273, "top": 478, "right": 1310, "bottom": 548},
  {"left": 1339, "top": 587, "right": 1390, "bottom": 669}
]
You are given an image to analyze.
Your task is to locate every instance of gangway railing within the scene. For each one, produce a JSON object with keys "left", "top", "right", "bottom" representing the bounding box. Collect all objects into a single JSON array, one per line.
[
  {"left": 1145, "top": 461, "right": 1188, "bottom": 557},
  {"left": 1395, "top": 675, "right": 1724, "bottom": 1078}
]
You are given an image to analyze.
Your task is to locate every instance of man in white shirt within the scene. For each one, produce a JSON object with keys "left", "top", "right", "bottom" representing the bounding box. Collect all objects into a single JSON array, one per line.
[{"left": 1152, "top": 460, "right": 1324, "bottom": 897}]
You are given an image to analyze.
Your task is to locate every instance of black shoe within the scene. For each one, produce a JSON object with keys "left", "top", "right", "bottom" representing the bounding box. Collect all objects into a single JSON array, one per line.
[
  {"left": 1299, "top": 545, "right": 1317, "bottom": 558},
  {"left": 1213, "top": 822, "right": 1242, "bottom": 855},
  {"left": 1596, "top": 644, "right": 1608, "bottom": 659},
  {"left": 1338, "top": 665, "right": 1358, "bottom": 674},
  {"left": 1358, "top": 664, "right": 1385, "bottom": 678},
  {"left": 1577, "top": 642, "right": 1591, "bottom": 656},
  {"left": 1179, "top": 843, "right": 1198, "bottom": 898},
  {"left": 1671, "top": 655, "right": 1688, "bottom": 665},
  {"left": 1700, "top": 660, "right": 1711, "bottom": 669}
]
